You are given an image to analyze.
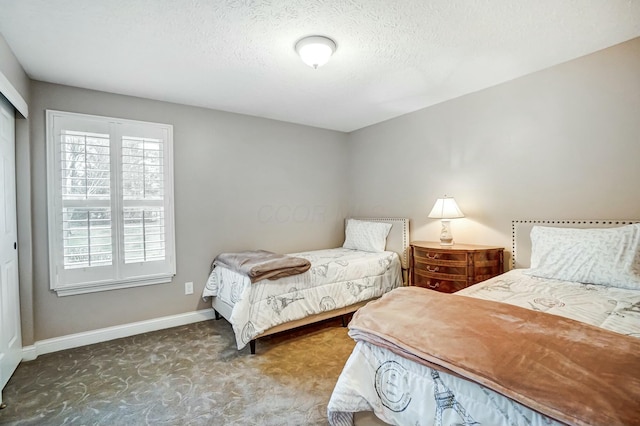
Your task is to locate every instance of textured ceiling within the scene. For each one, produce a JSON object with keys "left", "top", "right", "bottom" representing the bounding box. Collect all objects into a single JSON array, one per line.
[{"left": 1, "top": 0, "right": 639, "bottom": 132}]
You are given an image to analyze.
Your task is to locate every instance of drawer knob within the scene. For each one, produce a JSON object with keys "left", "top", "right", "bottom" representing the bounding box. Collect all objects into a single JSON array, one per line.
[
  {"left": 426, "top": 266, "right": 439, "bottom": 273},
  {"left": 426, "top": 253, "right": 439, "bottom": 259},
  {"left": 427, "top": 280, "right": 440, "bottom": 289}
]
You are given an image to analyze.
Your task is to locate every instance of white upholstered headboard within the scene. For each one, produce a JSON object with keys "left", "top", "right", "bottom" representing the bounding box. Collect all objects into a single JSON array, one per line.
[
  {"left": 512, "top": 219, "right": 640, "bottom": 269},
  {"left": 348, "top": 217, "right": 410, "bottom": 269}
]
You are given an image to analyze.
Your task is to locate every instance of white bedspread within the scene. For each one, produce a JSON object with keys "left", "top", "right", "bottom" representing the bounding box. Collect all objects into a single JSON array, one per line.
[
  {"left": 203, "top": 248, "right": 402, "bottom": 349},
  {"left": 327, "top": 269, "right": 640, "bottom": 426}
]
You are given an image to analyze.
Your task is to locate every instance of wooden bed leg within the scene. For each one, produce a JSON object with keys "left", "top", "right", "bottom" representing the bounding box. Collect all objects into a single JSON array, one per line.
[
  {"left": 341, "top": 315, "right": 347, "bottom": 327},
  {"left": 250, "top": 340, "right": 256, "bottom": 355},
  {"left": 214, "top": 310, "right": 221, "bottom": 320}
]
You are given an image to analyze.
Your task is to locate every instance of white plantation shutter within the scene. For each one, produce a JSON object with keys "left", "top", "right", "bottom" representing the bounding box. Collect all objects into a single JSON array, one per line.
[
  {"left": 47, "top": 111, "right": 175, "bottom": 296},
  {"left": 121, "top": 136, "right": 165, "bottom": 264},
  {"left": 60, "top": 130, "right": 112, "bottom": 269}
]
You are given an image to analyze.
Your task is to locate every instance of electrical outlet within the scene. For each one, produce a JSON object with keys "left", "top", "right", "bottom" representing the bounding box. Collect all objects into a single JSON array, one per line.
[{"left": 185, "top": 281, "right": 194, "bottom": 295}]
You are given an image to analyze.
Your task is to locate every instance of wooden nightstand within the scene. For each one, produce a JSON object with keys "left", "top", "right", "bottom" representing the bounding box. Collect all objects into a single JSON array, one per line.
[{"left": 410, "top": 242, "right": 504, "bottom": 293}]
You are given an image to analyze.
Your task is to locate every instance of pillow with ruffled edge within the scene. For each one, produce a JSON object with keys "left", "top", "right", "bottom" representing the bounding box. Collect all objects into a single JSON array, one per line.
[
  {"left": 524, "top": 223, "right": 640, "bottom": 289},
  {"left": 342, "top": 219, "right": 392, "bottom": 253}
]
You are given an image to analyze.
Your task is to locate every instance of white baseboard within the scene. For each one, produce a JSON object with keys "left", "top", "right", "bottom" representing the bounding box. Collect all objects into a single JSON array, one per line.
[{"left": 22, "top": 309, "right": 215, "bottom": 361}]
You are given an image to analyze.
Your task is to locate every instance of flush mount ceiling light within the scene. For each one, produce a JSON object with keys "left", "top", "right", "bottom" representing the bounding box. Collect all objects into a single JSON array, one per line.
[{"left": 295, "top": 36, "right": 336, "bottom": 69}]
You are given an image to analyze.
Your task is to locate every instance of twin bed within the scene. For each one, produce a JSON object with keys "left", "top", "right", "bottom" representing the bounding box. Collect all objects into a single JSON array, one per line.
[
  {"left": 202, "top": 218, "right": 409, "bottom": 354},
  {"left": 328, "top": 219, "right": 640, "bottom": 426}
]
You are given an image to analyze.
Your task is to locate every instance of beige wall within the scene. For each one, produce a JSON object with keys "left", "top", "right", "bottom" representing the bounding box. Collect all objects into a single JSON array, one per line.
[
  {"left": 347, "top": 37, "right": 640, "bottom": 259},
  {"left": 26, "top": 82, "right": 349, "bottom": 343}
]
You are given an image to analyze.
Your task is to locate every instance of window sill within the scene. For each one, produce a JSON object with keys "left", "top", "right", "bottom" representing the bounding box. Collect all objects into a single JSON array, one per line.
[{"left": 53, "top": 274, "right": 174, "bottom": 296}]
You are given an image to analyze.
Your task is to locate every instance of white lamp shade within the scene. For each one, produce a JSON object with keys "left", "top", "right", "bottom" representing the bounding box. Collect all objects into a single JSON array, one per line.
[
  {"left": 428, "top": 197, "right": 464, "bottom": 219},
  {"left": 295, "top": 36, "right": 336, "bottom": 69}
]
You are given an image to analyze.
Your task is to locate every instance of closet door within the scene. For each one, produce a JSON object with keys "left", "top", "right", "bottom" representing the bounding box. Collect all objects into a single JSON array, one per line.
[{"left": 0, "top": 93, "right": 21, "bottom": 405}]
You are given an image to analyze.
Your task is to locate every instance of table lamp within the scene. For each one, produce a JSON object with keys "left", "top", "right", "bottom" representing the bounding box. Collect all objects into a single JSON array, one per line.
[{"left": 428, "top": 196, "right": 464, "bottom": 245}]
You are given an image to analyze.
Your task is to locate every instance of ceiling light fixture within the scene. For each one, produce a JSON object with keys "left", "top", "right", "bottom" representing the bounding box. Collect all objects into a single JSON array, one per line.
[{"left": 295, "top": 36, "right": 336, "bottom": 69}]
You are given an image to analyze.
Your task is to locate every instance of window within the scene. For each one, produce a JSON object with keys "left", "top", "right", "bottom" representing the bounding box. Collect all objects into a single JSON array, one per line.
[{"left": 46, "top": 110, "right": 175, "bottom": 296}]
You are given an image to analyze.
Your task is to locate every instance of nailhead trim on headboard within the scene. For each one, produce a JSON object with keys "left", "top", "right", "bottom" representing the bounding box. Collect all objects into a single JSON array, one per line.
[{"left": 511, "top": 219, "right": 640, "bottom": 269}]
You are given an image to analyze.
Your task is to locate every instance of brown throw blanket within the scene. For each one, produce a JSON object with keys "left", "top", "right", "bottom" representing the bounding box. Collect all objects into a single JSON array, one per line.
[
  {"left": 348, "top": 286, "right": 640, "bottom": 426},
  {"left": 212, "top": 250, "right": 311, "bottom": 283}
]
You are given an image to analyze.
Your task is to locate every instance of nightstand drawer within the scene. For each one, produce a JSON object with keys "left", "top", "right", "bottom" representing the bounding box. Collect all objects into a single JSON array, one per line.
[
  {"left": 414, "top": 257, "right": 467, "bottom": 268},
  {"left": 412, "top": 273, "right": 468, "bottom": 293},
  {"left": 413, "top": 247, "right": 468, "bottom": 263},
  {"left": 413, "top": 265, "right": 466, "bottom": 281}
]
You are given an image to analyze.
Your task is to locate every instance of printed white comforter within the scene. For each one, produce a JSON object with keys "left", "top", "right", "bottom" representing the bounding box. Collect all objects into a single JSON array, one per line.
[
  {"left": 203, "top": 248, "right": 402, "bottom": 349},
  {"left": 327, "top": 269, "right": 640, "bottom": 426}
]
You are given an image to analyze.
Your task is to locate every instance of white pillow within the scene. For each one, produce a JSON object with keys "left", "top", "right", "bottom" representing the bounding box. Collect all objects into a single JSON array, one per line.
[
  {"left": 342, "top": 219, "right": 392, "bottom": 253},
  {"left": 525, "top": 224, "right": 640, "bottom": 289}
]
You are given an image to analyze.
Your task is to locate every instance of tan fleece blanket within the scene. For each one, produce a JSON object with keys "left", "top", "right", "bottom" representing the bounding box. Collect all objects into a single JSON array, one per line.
[
  {"left": 348, "top": 286, "right": 640, "bottom": 426},
  {"left": 212, "top": 250, "right": 311, "bottom": 283}
]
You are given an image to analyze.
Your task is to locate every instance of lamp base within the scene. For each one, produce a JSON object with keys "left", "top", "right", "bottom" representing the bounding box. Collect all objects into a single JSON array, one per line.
[{"left": 439, "top": 220, "right": 455, "bottom": 246}]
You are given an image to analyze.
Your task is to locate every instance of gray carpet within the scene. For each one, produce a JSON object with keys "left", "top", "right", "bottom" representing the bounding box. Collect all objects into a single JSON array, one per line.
[{"left": 0, "top": 317, "right": 356, "bottom": 425}]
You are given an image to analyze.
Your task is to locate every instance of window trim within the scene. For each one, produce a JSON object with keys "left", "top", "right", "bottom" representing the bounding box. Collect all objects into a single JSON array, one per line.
[{"left": 46, "top": 110, "right": 176, "bottom": 296}]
